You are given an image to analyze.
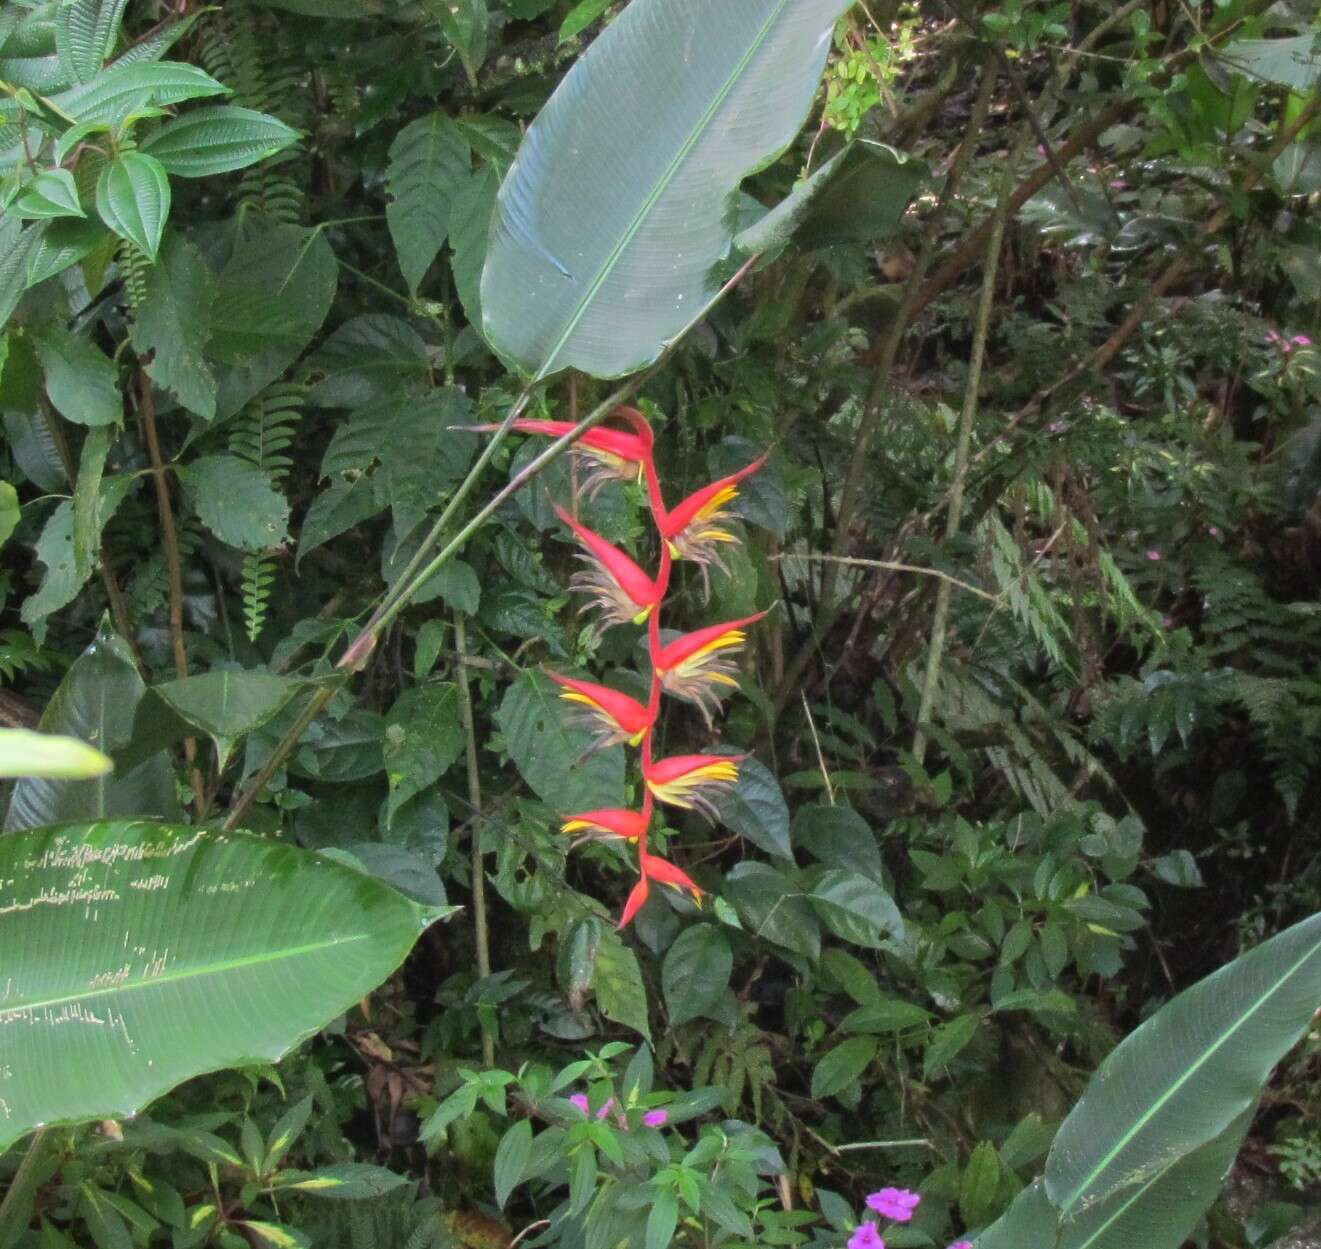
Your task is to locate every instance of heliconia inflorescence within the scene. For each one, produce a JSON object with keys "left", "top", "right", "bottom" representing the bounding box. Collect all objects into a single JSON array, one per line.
[{"left": 483, "top": 406, "right": 767, "bottom": 928}]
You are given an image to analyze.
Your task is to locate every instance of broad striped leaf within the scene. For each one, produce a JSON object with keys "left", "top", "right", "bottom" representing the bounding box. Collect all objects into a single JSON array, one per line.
[{"left": 480, "top": 0, "right": 850, "bottom": 380}]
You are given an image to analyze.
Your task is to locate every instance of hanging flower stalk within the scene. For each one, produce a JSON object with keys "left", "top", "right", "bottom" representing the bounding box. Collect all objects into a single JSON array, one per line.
[{"left": 485, "top": 406, "right": 766, "bottom": 927}]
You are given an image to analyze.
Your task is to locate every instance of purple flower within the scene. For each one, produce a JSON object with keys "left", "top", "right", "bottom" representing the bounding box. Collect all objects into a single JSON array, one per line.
[
  {"left": 595, "top": 1097, "right": 617, "bottom": 1120},
  {"left": 1295, "top": 334, "right": 1312, "bottom": 347},
  {"left": 866, "top": 1188, "right": 921, "bottom": 1223},
  {"left": 568, "top": 1093, "right": 590, "bottom": 1113},
  {"left": 1146, "top": 549, "right": 1162, "bottom": 562},
  {"left": 848, "top": 1224, "right": 885, "bottom": 1249},
  {"left": 643, "top": 1109, "right": 669, "bottom": 1127},
  {"left": 949, "top": 1242, "right": 974, "bottom": 1249}
]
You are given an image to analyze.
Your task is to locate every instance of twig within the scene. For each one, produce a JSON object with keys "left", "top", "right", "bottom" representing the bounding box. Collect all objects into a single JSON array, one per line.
[
  {"left": 913, "top": 123, "right": 1020, "bottom": 766},
  {"left": 800, "top": 691, "right": 835, "bottom": 806},
  {"left": 773, "top": 553, "right": 998, "bottom": 604},
  {"left": 137, "top": 374, "right": 205, "bottom": 814},
  {"left": 455, "top": 614, "right": 495, "bottom": 1068}
]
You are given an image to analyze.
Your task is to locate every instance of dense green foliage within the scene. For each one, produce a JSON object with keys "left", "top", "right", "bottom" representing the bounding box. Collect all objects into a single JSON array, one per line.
[{"left": 4, "top": 0, "right": 1321, "bottom": 1246}]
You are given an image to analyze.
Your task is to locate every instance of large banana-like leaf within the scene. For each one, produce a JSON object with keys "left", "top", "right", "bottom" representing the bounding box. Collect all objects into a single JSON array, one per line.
[
  {"left": 972, "top": 911, "right": 1321, "bottom": 1249},
  {"left": 1044, "top": 910, "right": 1321, "bottom": 1218},
  {"left": 0, "top": 821, "right": 452, "bottom": 1152},
  {"left": 480, "top": 0, "right": 849, "bottom": 381}
]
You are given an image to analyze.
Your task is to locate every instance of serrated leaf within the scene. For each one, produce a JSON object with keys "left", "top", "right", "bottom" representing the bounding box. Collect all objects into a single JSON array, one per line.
[
  {"left": 130, "top": 235, "right": 217, "bottom": 419},
  {"left": 178, "top": 454, "right": 289, "bottom": 552},
  {"left": 207, "top": 221, "right": 337, "bottom": 419},
  {"left": 57, "top": 60, "right": 228, "bottom": 125},
  {"left": 55, "top": 0, "right": 130, "bottom": 83},
  {"left": 593, "top": 930, "right": 651, "bottom": 1041},
  {"left": 382, "top": 684, "right": 464, "bottom": 828},
  {"left": 95, "top": 151, "right": 170, "bottom": 259},
  {"left": 32, "top": 323, "right": 121, "bottom": 426},
  {"left": 385, "top": 112, "right": 470, "bottom": 291},
  {"left": 25, "top": 217, "right": 106, "bottom": 288},
  {"left": 140, "top": 105, "right": 299, "bottom": 177}
]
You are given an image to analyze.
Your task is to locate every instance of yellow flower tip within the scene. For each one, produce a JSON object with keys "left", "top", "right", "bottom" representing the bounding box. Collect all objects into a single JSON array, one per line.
[
  {"left": 628, "top": 729, "right": 647, "bottom": 747},
  {"left": 632, "top": 603, "right": 655, "bottom": 625},
  {"left": 666, "top": 540, "right": 681, "bottom": 558},
  {"left": 561, "top": 819, "right": 590, "bottom": 834}
]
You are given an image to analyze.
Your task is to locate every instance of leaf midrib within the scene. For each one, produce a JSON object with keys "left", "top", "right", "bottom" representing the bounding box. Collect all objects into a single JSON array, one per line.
[
  {"left": 4, "top": 932, "right": 375, "bottom": 1017},
  {"left": 534, "top": 0, "right": 793, "bottom": 379},
  {"left": 1058, "top": 927, "right": 1321, "bottom": 1213}
]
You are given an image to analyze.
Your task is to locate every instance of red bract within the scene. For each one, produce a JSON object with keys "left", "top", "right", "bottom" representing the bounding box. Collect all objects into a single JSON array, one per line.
[
  {"left": 659, "top": 453, "right": 767, "bottom": 585},
  {"left": 471, "top": 407, "right": 770, "bottom": 927},
  {"left": 465, "top": 408, "right": 655, "bottom": 498},
  {"left": 555, "top": 506, "right": 661, "bottom": 633},
  {"left": 655, "top": 611, "right": 768, "bottom": 725},
  {"left": 549, "top": 672, "right": 654, "bottom": 748},
  {"left": 560, "top": 808, "right": 648, "bottom": 842}
]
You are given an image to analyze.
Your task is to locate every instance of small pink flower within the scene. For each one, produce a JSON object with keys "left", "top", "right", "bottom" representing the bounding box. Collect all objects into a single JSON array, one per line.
[
  {"left": 848, "top": 1224, "right": 885, "bottom": 1249},
  {"left": 866, "top": 1188, "right": 921, "bottom": 1223},
  {"left": 595, "top": 1097, "right": 617, "bottom": 1120},
  {"left": 1294, "top": 334, "right": 1312, "bottom": 346},
  {"left": 1207, "top": 525, "right": 1221, "bottom": 538},
  {"left": 643, "top": 1109, "right": 669, "bottom": 1127},
  {"left": 1146, "top": 549, "right": 1162, "bottom": 562},
  {"left": 1109, "top": 178, "right": 1125, "bottom": 189},
  {"left": 949, "top": 1242, "right": 974, "bottom": 1249},
  {"left": 568, "top": 1093, "right": 590, "bottom": 1113},
  {"left": 1267, "top": 330, "right": 1283, "bottom": 344}
]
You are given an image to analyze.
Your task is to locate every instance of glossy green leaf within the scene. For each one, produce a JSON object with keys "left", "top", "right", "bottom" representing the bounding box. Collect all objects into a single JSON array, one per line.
[
  {"left": 495, "top": 670, "right": 623, "bottom": 812},
  {"left": 425, "top": 0, "right": 488, "bottom": 84},
  {"left": 661, "top": 925, "right": 732, "bottom": 1025},
  {"left": 385, "top": 112, "right": 470, "bottom": 291},
  {"left": 712, "top": 755, "right": 791, "bottom": 860},
  {"left": 793, "top": 804, "right": 885, "bottom": 880},
  {"left": 792, "top": 140, "right": 926, "bottom": 248},
  {"left": 480, "top": 0, "right": 850, "bottom": 380},
  {"left": 558, "top": 0, "right": 610, "bottom": 43},
  {"left": 1044, "top": 909, "right": 1321, "bottom": 1221},
  {"left": 32, "top": 324, "right": 121, "bottom": 426},
  {"left": 0, "top": 728, "right": 112, "bottom": 779},
  {"left": 810, "top": 1035, "right": 877, "bottom": 1100},
  {"left": 4, "top": 622, "right": 180, "bottom": 831},
  {"left": 723, "top": 862, "right": 819, "bottom": 961},
  {"left": 494, "top": 1119, "right": 532, "bottom": 1209},
  {"left": 152, "top": 670, "right": 307, "bottom": 769},
  {"left": 130, "top": 235, "right": 217, "bottom": 419},
  {"left": 272, "top": 1164, "right": 412, "bottom": 1201},
  {"left": 0, "top": 818, "right": 451, "bottom": 1151},
  {"left": 960, "top": 1141, "right": 1002, "bottom": 1228},
  {"left": 178, "top": 454, "right": 290, "bottom": 552},
  {"left": 810, "top": 869, "right": 903, "bottom": 949},
  {"left": 140, "top": 105, "right": 300, "bottom": 177},
  {"left": 1220, "top": 36, "right": 1321, "bottom": 91},
  {"left": 95, "top": 151, "right": 171, "bottom": 260},
  {"left": 0, "top": 479, "right": 18, "bottom": 549},
  {"left": 12, "top": 169, "right": 86, "bottom": 221}
]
